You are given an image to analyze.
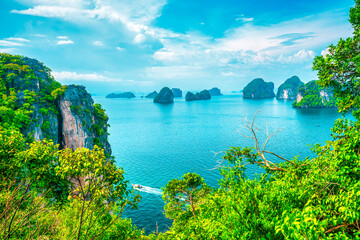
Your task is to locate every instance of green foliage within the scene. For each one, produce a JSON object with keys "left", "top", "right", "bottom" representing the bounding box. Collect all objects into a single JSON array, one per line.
[
  {"left": 0, "top": 53, "right": 61, "bottom": 130},
  {"left": 292, "top": 80, "right": 337, "bottom": 108},
  {"left": 162, "top": 173, "right": 211, "bottom": 221},
  {"left": 313, "top": 0, "right": 360, "bottom": 119},
  {"left": 243, "top": 78, "right": 275, "bottom": 99}
]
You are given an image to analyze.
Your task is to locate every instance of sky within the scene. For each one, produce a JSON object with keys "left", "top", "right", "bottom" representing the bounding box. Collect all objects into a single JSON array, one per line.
[{"left": 0, "top": 0, "right": 356, "bottom": 95}]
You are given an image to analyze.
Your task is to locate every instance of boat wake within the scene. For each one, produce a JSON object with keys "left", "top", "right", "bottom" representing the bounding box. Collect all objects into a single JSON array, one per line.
[{"left": 133, "top": 185, "right": 163, "bottom": 196}]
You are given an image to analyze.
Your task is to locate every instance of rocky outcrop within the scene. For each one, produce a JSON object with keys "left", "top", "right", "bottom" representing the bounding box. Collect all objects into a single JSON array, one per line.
[
  {"left": 292, "top": 80, "right": 336, "bottom": 108},
  {"left": 185, "top": 90, "right": 211, "bottom": 101},
  {"left": 208, "top": 87, "right": 222, "bottom": 96},
  {"left": 172, "top": 88, "right": 182, "bottom": 98},
  {"left": 185, "top": 92, "right": 197, "bottom": 101},
  {"left": 106, "top": 92, "right": 135, "bottom": 98},
  {"left": 59, "top": 85, "right": 111, "bottom": 155},
  {"left": 276, "top": 76, "right": 304, "bottom": 100},
  {"left": 243, "top": 78, "right": 275, "bottom": 99},
  {"left": 145, "top": 91, "right": 158, "bottom": 98},
  {"left": 154, "top": 87, "right": 174, "bottom": 104},
  {"left": 0, "top": 54, "right": 111, "bottom": 155},
  {"left": 195, "top": 90, "right": 211, "bottom": 100}
]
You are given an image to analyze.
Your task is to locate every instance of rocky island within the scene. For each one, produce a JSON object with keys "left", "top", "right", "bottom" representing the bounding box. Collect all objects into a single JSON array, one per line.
[
  {"left": 243, "top": 78, "right": 275, "bottom": 99},
  {"left": 185, "top": 90, "right": 211, "bottom": 101},
  {"left": 276, "top": 76, "right": 304, "bottom": 100},
  {"left": 154, "top": 87, "right": 174, "bottom": 104},
  {"left": 208, "top": 87, "right": 222, "bottom": 96},
  {"left": 145, "top": 91, "right": 158, "bottom": 98},
  {"left": 172, "top": 88, "right": 182, "bottom": 98},
  {"left": 106, "top": 92, "right": 135, "bottom": 98},
  {"left": 292, "top": 80, "right": 337, "bottom": 108}
]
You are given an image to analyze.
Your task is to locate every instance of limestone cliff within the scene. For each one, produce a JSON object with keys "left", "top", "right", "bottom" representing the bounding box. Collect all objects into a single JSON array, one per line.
[
  {"left": 276, "top": 76, "right": 304, "bottom": 100},
  {"left": 59, "top": 85, "right": 111, "bottom": 155},
  {"left": 0, "top": 53, "right": 111, "bottom": 155}
]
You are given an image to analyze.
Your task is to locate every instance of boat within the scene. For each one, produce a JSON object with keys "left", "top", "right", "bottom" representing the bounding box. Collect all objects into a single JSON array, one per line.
[{"left": 131, "top": 183, "right": 143, "bottom": 189}]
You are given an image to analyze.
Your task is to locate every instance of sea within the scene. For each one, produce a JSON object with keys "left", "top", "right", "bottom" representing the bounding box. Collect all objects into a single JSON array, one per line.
[{"left": 93, "top": 94, "right": 340, "bottom": 234}]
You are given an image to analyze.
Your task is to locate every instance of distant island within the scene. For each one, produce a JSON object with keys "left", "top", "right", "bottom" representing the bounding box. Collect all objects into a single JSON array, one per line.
[
  {"left": 208, "top": 87, "right": 222, "bottom": 96},
  {"left": 106, "top": 92, "right": 135, "bottom": 98},
  {"left": 185, "top": 90, "right": 211, "bottom": 101},
  {"left": 276, "top": 76, "right": 304, "bottom": 100},
  {"left": 145, "top": 91, "right": 158, "bottom": 99},
  {"left": 243, "top": 78, "right": 275, "bottom": 99},
  {"left": 154, "top": 87, "right": 174, "bottom": 104},
  {"left": 172, "top": 88, "right": 182, "bottom": 98},
  {"left": 292, "top": 80, "right": 337, "bottom": 108}
]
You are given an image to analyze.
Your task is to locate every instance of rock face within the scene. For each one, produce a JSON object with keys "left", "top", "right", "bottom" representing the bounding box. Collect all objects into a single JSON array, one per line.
[
  {"left": 243, "top": 78, "right": 275, "bottom": 99},
  {"left": 106, "top": 92, "right": 135, "bottom": 98},
  {"left": 292, "top": 80, "right": 336, "bottom": 108},
  {"left": 208, "top": 87, "right": 222, "bottom": 96},
  {"left": 145, "top": 91, "right": 158, "bottom": 98},
  {"left": 276, "top": 76, "right": 304, "bottom": 100},
  {"left": 0, "top": 54, "right": 111, "bottom": 155},
  {"left": 172, "top": 88, "right": 182, "bottom": 98},
  {"left": 185, "top": 90, "right": 211, "bottom": 101},
  {"left": 59, "top": 85, "right": 111, "bottom": 155},
  {"left": 154, "top": 87, "right": 174, "bottom": 104}
]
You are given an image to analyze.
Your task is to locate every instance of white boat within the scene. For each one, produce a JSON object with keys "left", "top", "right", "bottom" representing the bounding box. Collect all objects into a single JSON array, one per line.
[{"left": 131, "top": 183, "right": 143, "bottom": 189}]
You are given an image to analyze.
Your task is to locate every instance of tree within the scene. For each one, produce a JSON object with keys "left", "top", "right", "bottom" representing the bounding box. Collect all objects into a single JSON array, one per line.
[
  {"left": 162, "top": 173, "right": 211, "bottom": 221},
  {"left": 313, "top": 0, "right": 360, "bottom": 119},
  {"left": 55, "top": 146, "right": 141, "bottom": 240}
]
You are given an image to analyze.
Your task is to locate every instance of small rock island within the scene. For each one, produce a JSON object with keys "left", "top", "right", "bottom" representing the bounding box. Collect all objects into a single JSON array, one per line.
[
  {"left": 243, "top": 78, "right": 275, "bottom": 99},
  {"left": 276, "top": 76, "right": 304, "bottom": 100},
  {"left": 106, "top": 92, "right": 135, "bottom": 98},
  {"left": 172, "top": 88, "right": 182, "bottom": 98},
  {"left": 208, "top": 87, "right": 222, "bottom": 96},
  {"left": 154, "top": 87, "right": 174, "bottom": 104},
  {"left": 145, "top": 91, "right": 158, "bottom": 99},
  {"left": 185, "top": 90, "right": 211, "bottom": 101}
]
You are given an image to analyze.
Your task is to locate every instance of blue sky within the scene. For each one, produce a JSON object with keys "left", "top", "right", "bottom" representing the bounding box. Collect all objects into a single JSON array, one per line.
[{"left": 0, "top": 0, "right": 355, "bottom": 94}]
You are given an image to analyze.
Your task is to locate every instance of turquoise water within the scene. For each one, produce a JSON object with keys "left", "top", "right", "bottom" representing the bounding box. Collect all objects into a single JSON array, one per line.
[{"left": 93, "top": 95, "right": 340, "bottom": 233}]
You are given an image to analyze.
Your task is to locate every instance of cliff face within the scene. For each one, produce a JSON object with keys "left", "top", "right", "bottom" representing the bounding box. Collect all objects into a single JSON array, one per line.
[
  {"left": 243, "top": 78, "right": 275, "bottom": 99},
  {"left": 292, "top": 80, "right": 336, "bottom": 108},
  {"left": 0, "top": 53, "right": 111, "bottom": 155},
  {"left": 276, "top": 76, "right": 304, "bottom": 100},
  {"left": 59, "top": 85, "right": 111, "bottom": 155}
]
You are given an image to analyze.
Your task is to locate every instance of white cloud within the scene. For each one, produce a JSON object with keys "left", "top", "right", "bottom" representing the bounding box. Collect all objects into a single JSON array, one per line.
[
  {"left": 321, "top": 48, "right": 330, "bottom": 57},
  {"left": 236, "top": 17, "right": 254, "bottom": 22},
  {"left": 57, "top": 39, "right": 74, "bottom": 45},
  {"left": 56, "top": 36, "right": 68, "bottom": 39},
  {"left": 0, "top": 40, "right": 24, "bottom": 47},
  {"left": 133, "top": 33, "right": 146, "bottom": 43},
  {"left": 116, "top": 46, "right": 124, "bottom": 51},
  {"left": 0, "top": 48, "right": 17, "bottom": 53},
  {"left": 92, "top": 40, "right": 104, "bottom": 46},
  {"left": 146, "top": 66, "right": 208, "bottom": 79},
  {"left": 32, "top": 34, "right": 47, "bottom": 37},
  {"left": 277, "top": 49, "right": 316, "bottom": 63},
  {"left": 4, "top": 37, "right": 30, "bottom": 42},
  {"left": 53, "top": 71, "right": 153, "bottom": 86}
]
